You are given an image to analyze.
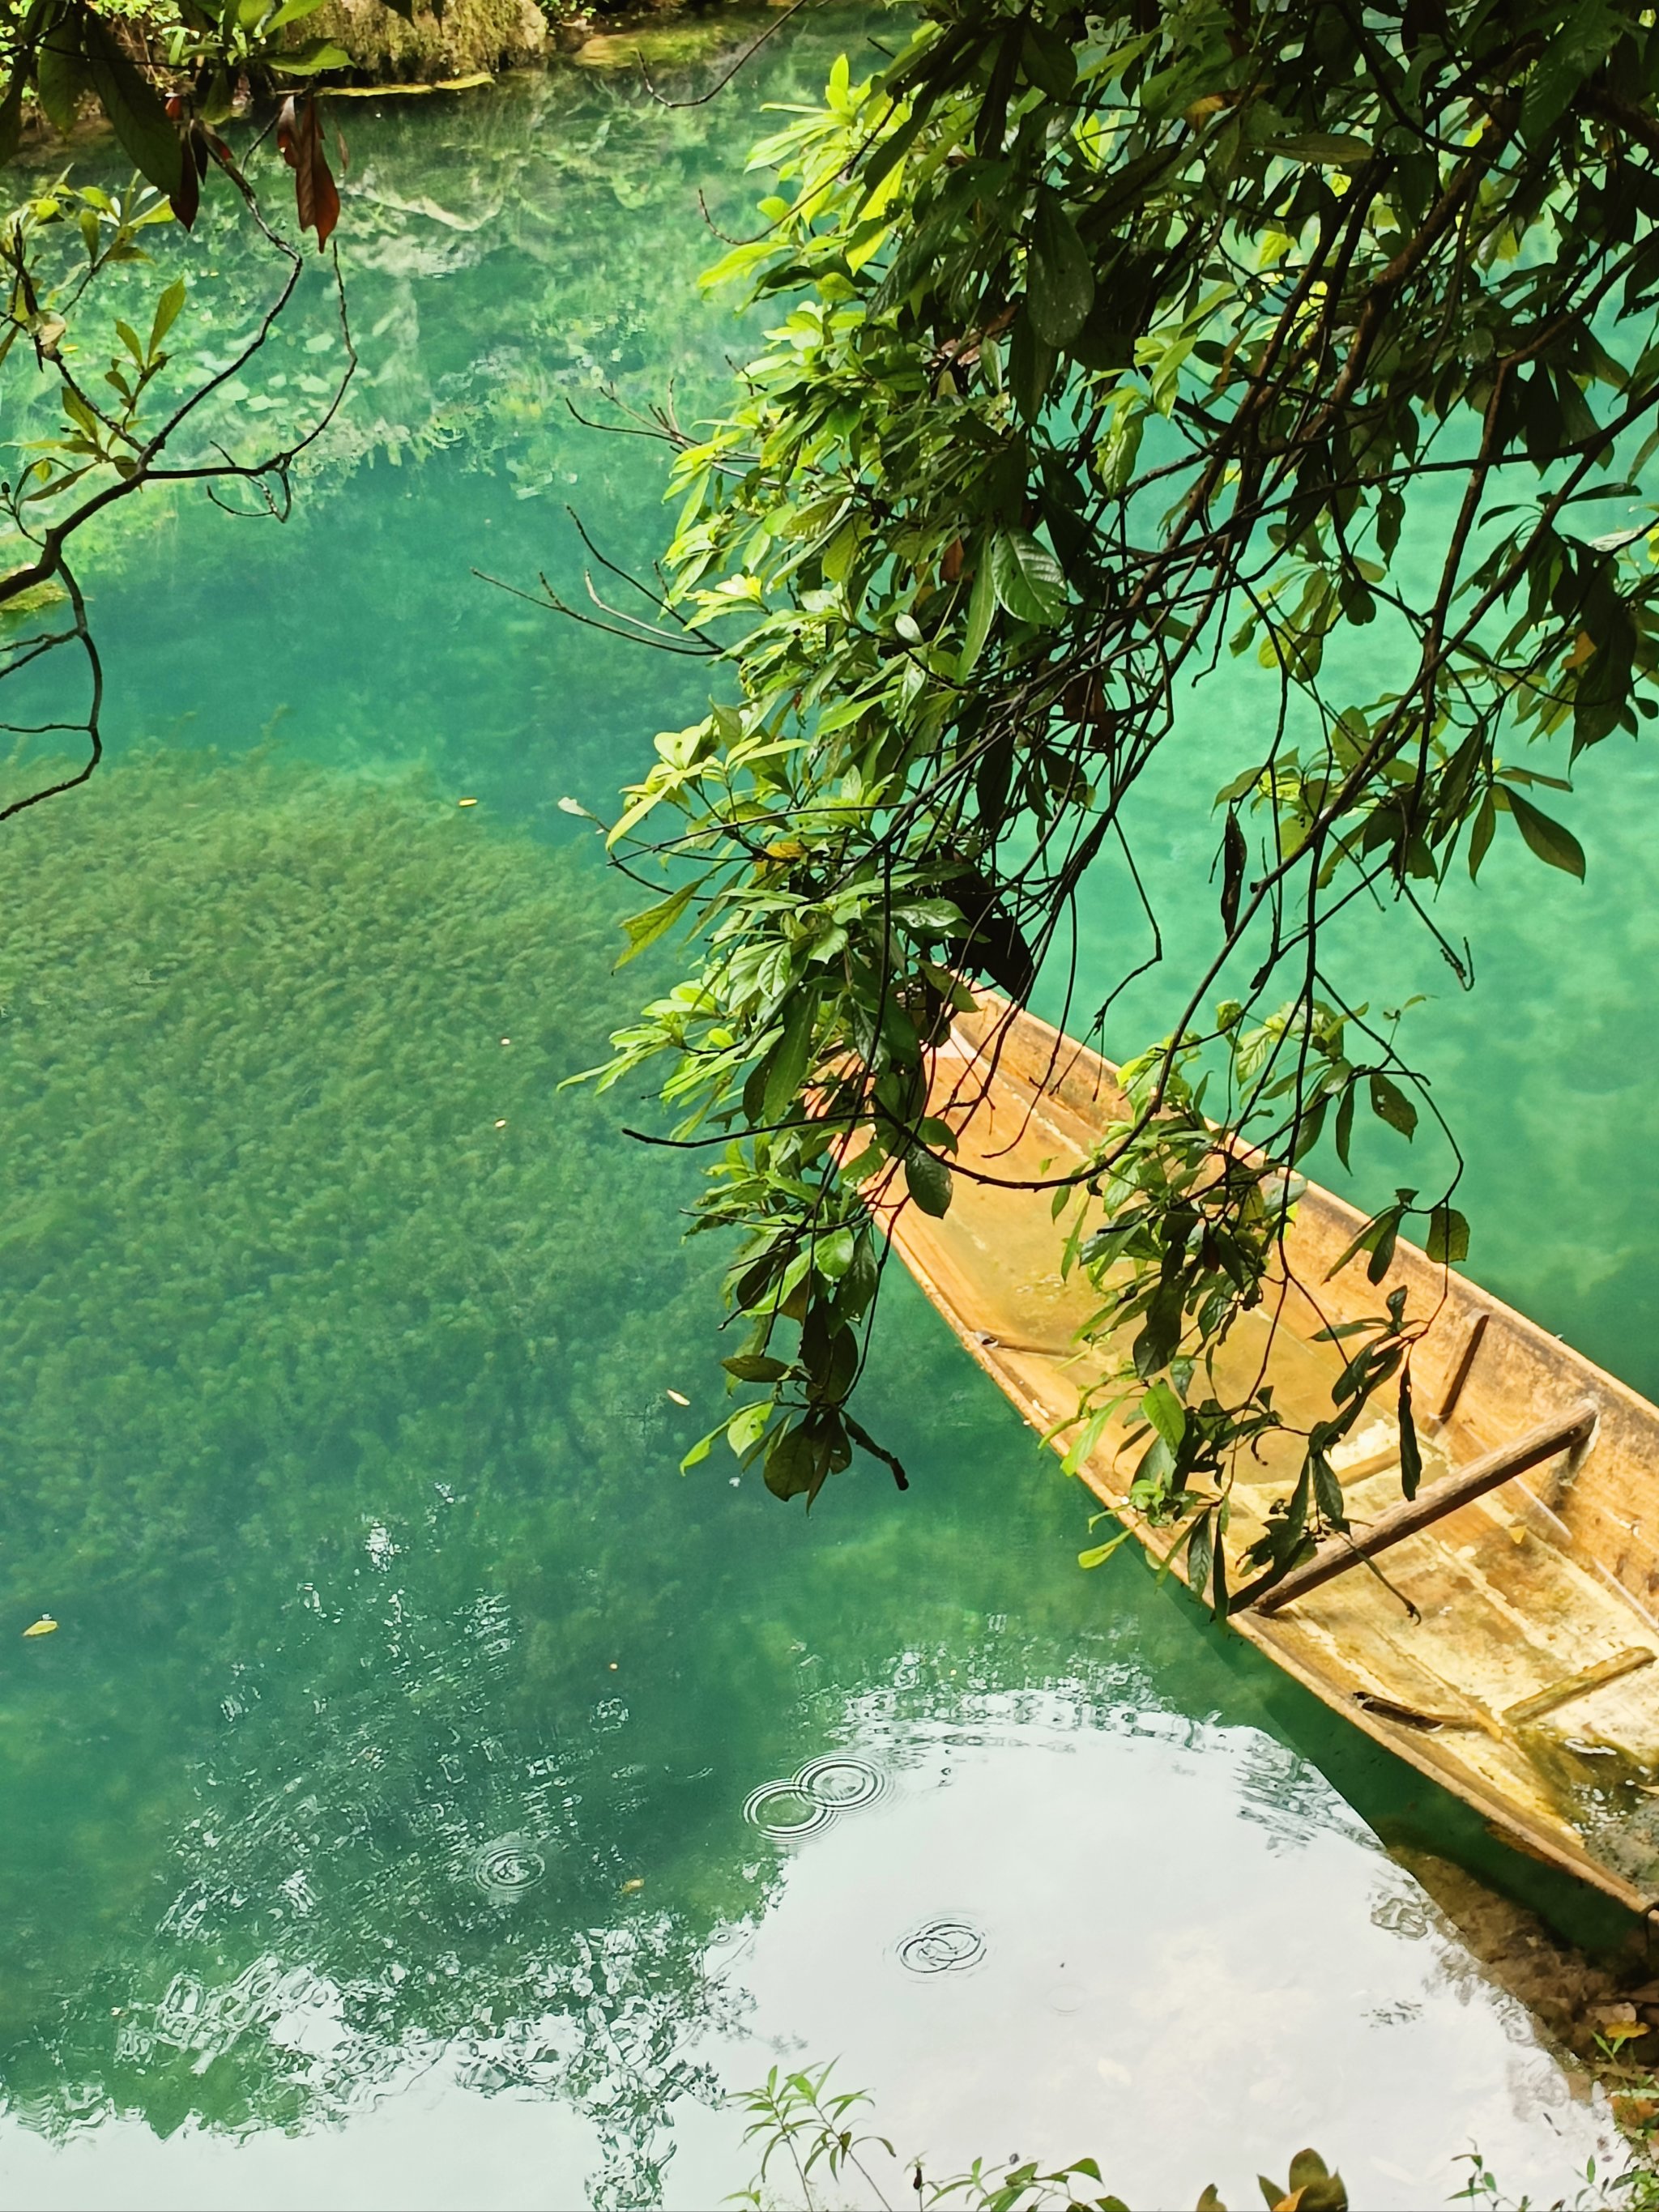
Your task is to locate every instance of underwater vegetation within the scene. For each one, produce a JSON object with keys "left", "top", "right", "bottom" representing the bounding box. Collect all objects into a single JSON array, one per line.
[
  {"left": 0, "top": 746, "right": 1170, "bottom": 2195},
  {"left": 0, "top": 746, "right": 710, "bottom": 1601}
]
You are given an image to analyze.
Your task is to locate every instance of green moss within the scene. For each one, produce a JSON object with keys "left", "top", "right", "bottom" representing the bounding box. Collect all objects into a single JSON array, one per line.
[
  {"left": 0, "top": 747, "right": 706, "bottom": 1600},
  {"left": 572, "top": 18, "right": 762, "bottom": 69},
  {"left": 296, "top": 0, "right": 548, "bottom": 83},
  {"left": 0, "top": 578, "right": 69, "bottom": 623}
]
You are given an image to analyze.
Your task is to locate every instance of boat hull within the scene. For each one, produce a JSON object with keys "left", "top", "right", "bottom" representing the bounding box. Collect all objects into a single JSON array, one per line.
[{"left": 879, "top": 998, "right": 1659, "bottom": 1916}]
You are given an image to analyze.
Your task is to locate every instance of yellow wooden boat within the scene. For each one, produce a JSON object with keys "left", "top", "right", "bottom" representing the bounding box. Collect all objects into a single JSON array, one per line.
[{"left": 881, "top": 995, "right": 1659, "bottom": 1916}]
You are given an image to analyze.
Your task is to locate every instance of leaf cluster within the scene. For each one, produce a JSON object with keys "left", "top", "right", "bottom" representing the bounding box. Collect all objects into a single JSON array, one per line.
[{"left": 594, "top": 0, "right": 1659, "bottom": 1591}]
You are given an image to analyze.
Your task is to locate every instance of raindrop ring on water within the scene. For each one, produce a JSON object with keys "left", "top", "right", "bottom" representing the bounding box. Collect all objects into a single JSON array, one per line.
[
  {"left": 470, "top": 1835, "right": 547, "bottom": 1897},
  {"left": 898, "top": 1916, "right": 986, "bottom": 1975},
  {"left": 793, "top": 1755, "right": 886, "bottom": 1811},
  {"left": 741, "top": 1782, "right": 834, "bottom": 1839}
]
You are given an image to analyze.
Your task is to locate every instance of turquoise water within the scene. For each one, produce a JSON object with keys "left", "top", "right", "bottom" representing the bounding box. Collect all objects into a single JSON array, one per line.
[{"left": 0, "top": 21, "right": 1642, "bottom": 2206}]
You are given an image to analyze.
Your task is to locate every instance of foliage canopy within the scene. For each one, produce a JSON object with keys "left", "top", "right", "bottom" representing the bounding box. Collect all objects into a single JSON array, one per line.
[{"left": 591, "top": 0, "right": 1659, "bottom": 1602}]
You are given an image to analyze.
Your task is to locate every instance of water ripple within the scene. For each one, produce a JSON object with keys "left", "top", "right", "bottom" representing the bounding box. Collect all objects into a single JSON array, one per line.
[
  {"left": 793, "top": 1755, "right": 886, "bottom": 1811},
  {"left": 741, "top": 1782, "right": 834, "bottom": 1839},
  {"left": 896, "top": 1916, "right": 986, "bottom": 1975},
  {"left": 469, "top": 1834, "right": 547, "bottom": 1898}
]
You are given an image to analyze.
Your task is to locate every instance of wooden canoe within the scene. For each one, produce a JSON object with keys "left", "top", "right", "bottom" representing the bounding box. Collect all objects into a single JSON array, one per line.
[{"left": 879, "top": 995, "right": 1659, "bottom": 1916}]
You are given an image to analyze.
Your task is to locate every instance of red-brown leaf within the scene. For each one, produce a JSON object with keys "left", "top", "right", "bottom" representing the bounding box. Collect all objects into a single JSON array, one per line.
[
  {"left": 162, "top": 96, "right": 198, "bottom": 228},
  {"left": 276, "top": 93, "right": 339, "bottom": 249},
  {"left": 169, "top": 132, "right": 199, "bottom": 229}
]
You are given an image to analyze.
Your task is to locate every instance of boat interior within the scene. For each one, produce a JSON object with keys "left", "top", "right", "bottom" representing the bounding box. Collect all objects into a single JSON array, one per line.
[{"left": 878, "top": 998, "right": 1659, "bottom": 1913}]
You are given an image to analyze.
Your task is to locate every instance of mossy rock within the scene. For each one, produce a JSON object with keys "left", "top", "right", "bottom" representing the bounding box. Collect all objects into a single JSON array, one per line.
[
  {"left": 0, "top": 576, "right": 69, "bottom": 623},
  {"left": 573, "top": 17, "right": 753, "bottom": 66},
  {"left": 294, "top": 0, "right": 547, "bottom": 83}
]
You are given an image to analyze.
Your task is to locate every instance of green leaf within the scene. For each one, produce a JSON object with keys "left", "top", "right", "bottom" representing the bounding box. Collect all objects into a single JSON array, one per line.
[
  {"left": 1367, "top": 1072, "right": 1418, "bottom": 1140},
  {"left": 1141, "top": 1377, "right": 1185, "bottom": 1452},
  {"left": 1008, "top": 309, "right": 1056, "bottom": 423},
  {"left": 36, "top": 17, "right": 90, "bottom": 139},
  {"left": 1269, "top": 132, "right": 1372, "bottom": 165},
  {"left": 1425, "top": 1204, "right": 1469, "bottom": 1264},
  {"left": 1520, "top": 3, "right": 1619, "bottom": 146},
  {"left": 721, "top": 1353, "right": 791, "bottom": 1383},
  {"left": 0, "top": 73, "right": 23, "bottom": 165},
  {"left": 1028, "top": 186, "right": 1094, "bottom": 347},
  {"left": 271, "top": 38, "right": 350, "bottom": 71},
  {"left": 761, "top": 985, "right": 818, "bottom": 1126},
  {"left": 1504, "top": 786, "right": 1585, "bottom": 880},
  {"left": 678, "top": 1422, "right": 724, "bottom": 1472},
  {"left": 616, "top": 877, "right": 699, "bottom": 965},
  {"left": 763, "top": 1421, "right": 820, "bottom": 1500},
  {"left": 958, "top": 543, "right": 996, "bottom": 673},
  {"left": 727, "top": 1398, "right": 772, "bottom": 1460},
  {"left": 1399, "top": 1369, "right": 1422, "bottom": 1502},
  {"left": 1290, "top": 2155, "right": 1347, "bottom": 2212},
  {"left": 148, "top": 275, "right": 186, "bottom": 357},
  {"left": 892, "top": 897, "right": 963, "bottom": 932},
  {"left": 1311, "top": 1449, "right": 1346, "bottom": 1527},
  {"left": 81, "top": 10, "right": 182, "bottom": 198},
  {"left": 1078, "top": 1526, "right": 1134, "bottom": 1570},
  {"left": 1366, "top": 1213, "right": 1400, "bottom": 1284},
  {"left": 1021, "top": 20, "right": 1075, "bottom": 98},
  {"left": 990, "top": 529, "right": 1066, "bottom": 628},
  {"left": 1185, "top": 1512, "right": 1213, "bottom": 1602},
  {"left": 903, "top": 1144, "right": 952, "bottom": 1217},
  {"left": 1468, "top": 789, "right": 1496, "bottom": 880}
]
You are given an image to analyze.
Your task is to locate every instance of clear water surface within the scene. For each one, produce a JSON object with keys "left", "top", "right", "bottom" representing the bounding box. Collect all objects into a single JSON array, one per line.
[{"left": 0, "top": 18, "right": 1647, "bottom": 2206}]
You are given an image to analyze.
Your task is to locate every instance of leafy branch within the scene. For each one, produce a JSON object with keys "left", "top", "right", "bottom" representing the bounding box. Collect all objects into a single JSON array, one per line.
[{"left": 578, "top": 0, "right": 1659, "bottom": 1601}]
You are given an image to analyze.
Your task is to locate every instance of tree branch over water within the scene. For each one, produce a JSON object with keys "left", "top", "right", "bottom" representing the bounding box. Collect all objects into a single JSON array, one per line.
[
  {"left": 581, "top": 0, "right": 1659, "bottom": 1595},
  {"left": 0, "top": 0, "right": 373, "bottom": 810}
]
